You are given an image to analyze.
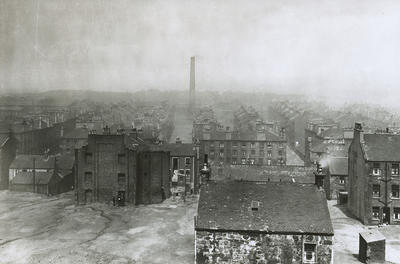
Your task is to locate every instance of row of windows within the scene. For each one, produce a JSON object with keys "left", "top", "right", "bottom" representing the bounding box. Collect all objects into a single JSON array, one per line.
[
  {"left": 372, "top": 207, "right": 400, "bottom": 220},
  {"left": 84, "top": 172, "right": 126, "bottom": 185},
  {"left": 208, "top": 142, "right": 284, "bottom": 149},
  {"left": 372, "top": 163, "right": 400, "bottom": 176},
  {"left": 372, "top": 184, "right": 400, "bottom": 198},
  {"left": 209, "top": 150, "right": 284, "bottom": 157}
]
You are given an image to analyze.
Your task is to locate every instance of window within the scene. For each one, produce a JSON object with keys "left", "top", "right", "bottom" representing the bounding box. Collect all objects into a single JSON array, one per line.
[
  {"left": 394, "top": 208, "right": 400, "bottom": 220},
  {"left": 241, "top": 158, "right": 246, "bottom": 165},
  {"left": 259, "top": 144, "right": 264, "bottom": 149},
  {"left": 279, "top": 158, "right": 285, "bottom": 165},
  {"left": 267, "top": 159, "right": 271, "bottom": 166},
  {"left": 250, "top": 143, "right": 255, "bottom": 149},
  {"left": 267, "top": 142, "right": 272, "bottom": 149},
  {"left": 251, "top": 150, "right": 256, "bottom": 155},
  {"left": 373, "top": 163, "right": 381, "bottom": 175},
  {"left": 259, "top": 150, "right": 264, "bottom": 156},
  {"left": 278, "top": 150, "right": 283, "bottom": 156},
  {"left": 267, "top": 150, "right": 272, "bottom": 157},
  {"left": 232, "top": 150, "right": 238, "bottom": 156},
  {"left": 392, "top": 163, "right": 399, "bottom": 176},
  {"left": 232, "top": 158, "right": 237, "bottom": 165},
  {"left": 258, "top": 158, "right": 263, "bottom": 165},
  {"left": 303, "top": 243, "right": 316, "bottom": 263},
  {"left": 232, "top": 142, "right": 238, "bottom": 148},
  {"left": 84, "top": 172, "right": 93, "bottom": 184},
  {"left": 118, "top": 153, "right": 126, "bottom": 164},
  {"left": 241, "top": 142, "right": 247, "bottom": 148},
  {"left": 372, "top": 207, "right": 380, "bottom": 219},
  {"left": 249, "top": 158, "right": 255, "bottom": 165},
  {"left": 339, "top": 176, "right": 345, "bottom": 185},
  {"left": 172, "top": 157, "right": 179, "bottom": 171},
  {"left": 219, "top": 148, "right": 224, "bottom": 153},
  {"left": 219, "top": 143, "right": 224, "bottom": 148},
  {"left": 392, "top": 185, "right": 399, "bottom": 198},
  {"left": 210, "top": 142, "right": 214, "bottom": 148},
  {"left": 185, "top": 157, "right": 191, "bottom": 165},
  {"left": 242, "top": 151, "right": 247, "bottom": 157},
  {"left": 219, "top": 152, "right": 224, "bottom": 158},
  {"left": 372, "top": 184, "right": 380, "bottom": 197},
  {"left": 118, "top": 173, "right": 125, "bottom": 185},
  {"left": 85, "top": 153, "right": 93, "bottom": 164}
]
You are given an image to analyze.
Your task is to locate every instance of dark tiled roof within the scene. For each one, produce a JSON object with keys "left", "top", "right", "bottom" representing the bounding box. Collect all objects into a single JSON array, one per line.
[
  {"left": 362, "top": 134, "right": 400, "bottom": 161},
  {"left": 11, "top": 171, "right": 55, "bottom": 185},
  {"left": 155, "top": 143, "right": 195, "bottom": 156},
  {"left": 0, "top": 135, "right": 9, "bottom": 147},
  {"left": 328, "top": 157, "right": 348, "bottom": 176},
  {"left": 321, "top": 128, "right": 343, "bottom": 139},
  {"left": 196, "top": 181, "right": 334, "bottom": 235},
  {"left": 10, "top": 154, "right": 74, "bottom": 170},
  {"left": 63, "top": 128, "right": 88, "bottom": 139}
]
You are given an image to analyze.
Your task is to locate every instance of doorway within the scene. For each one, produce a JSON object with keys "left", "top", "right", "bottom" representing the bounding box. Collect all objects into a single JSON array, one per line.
[
  {"left": 383, "top": 207, "right": 390, "bottom": 224},
  {"left": 117, "top": 191, "right": 126, "bottom": 206},
  {"left": 85, "top": 189, "right": 93, "bottom": 203}
]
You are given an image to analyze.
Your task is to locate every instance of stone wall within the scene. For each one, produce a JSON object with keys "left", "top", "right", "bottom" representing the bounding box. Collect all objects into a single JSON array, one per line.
[{"left": 195, "top": 230, "right": 333, "bottom": 264}]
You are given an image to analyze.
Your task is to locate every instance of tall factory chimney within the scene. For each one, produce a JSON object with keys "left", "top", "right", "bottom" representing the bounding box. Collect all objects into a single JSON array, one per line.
[{"left": 189, "top": 56, "right": 196, "bottom": 112}]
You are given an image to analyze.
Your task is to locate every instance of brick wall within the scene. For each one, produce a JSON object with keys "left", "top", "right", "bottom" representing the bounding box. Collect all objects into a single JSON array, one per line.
[{"left": 195, "top": 230, "right": 333, "bottom": 264}]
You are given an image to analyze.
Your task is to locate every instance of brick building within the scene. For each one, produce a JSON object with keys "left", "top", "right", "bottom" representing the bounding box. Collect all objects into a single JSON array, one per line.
[
  {"left": 195, "top": 181, "right": 334, "bottom": 263},
  {"left": 348, "top": 123, "right": 400, "bottom": 225},
  {"left": 154, "top": 141, "right": 199, "bottom": 194},
  {"left": 75, "top": 132, "right": 170, "bottom": 205},
  {"left": 0, "top": 132, "right": 17, "bottom": 189}
]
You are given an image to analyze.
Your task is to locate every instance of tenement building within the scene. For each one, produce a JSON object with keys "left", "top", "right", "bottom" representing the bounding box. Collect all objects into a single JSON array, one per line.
[
  {"left": 348, "top": 123, "right": 400, "bottom": 225},
  {"left": 75, "top": 130, "right": 170, "bottom": 206},
  {"left": 195, "top": 181, "right": 334, "bottom": 263}
]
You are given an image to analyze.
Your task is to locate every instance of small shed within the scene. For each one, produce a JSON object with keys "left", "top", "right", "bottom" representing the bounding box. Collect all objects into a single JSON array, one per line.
[{"left": 359, "top": 230, "right": 385, "bottom": 263}]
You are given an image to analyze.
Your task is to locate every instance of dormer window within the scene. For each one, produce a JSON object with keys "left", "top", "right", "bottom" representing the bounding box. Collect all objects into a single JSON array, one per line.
[{"left": 251, "top": 201, "right": 260, "bottom": 211}]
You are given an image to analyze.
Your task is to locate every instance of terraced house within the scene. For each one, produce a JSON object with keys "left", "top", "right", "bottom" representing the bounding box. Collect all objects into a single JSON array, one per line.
[
  {"left": 195, "top": 181, "right": 334, "bottom": 263},
  {"left": 348, "top": 123, "right": 400, "bottom": 225}
]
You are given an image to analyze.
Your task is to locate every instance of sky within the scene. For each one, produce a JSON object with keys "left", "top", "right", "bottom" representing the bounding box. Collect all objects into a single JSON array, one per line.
[{"left": 1, "top": 0, "right": 400, "bottom": 106}]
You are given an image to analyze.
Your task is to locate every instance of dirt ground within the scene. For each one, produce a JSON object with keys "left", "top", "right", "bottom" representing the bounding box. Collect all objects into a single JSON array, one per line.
[
  {"left": 328, "top": 200, "right": 400, "bottom": 264},
  {"left": 1, "top": 190, "right": 399, "bottom": 264},
  {"left": 0, "top": 191, "right": 197, "bottom": 264}
]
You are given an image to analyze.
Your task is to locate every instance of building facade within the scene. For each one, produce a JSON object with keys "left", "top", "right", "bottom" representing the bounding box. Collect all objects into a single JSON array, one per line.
[
  {"left": 75, "top": 132, "right": 170, "bottom": 205},
  {"left": 0, "top": 133, "right": 17, "bottom": 189},
  {"left": 195, "top": 182, "right": 334, "bottom": 264},
  {"left": 348, "top": 123, "right": 400, "bottom": 225}
]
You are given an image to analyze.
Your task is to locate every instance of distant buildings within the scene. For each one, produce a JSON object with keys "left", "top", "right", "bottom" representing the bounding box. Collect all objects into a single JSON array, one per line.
[
  {"left": 195, "top": 181, "right": 334, "bottom": 263},
  {"left": 8, "top": 153, "right": 75, "bottom": 195},
  {"left": 194, "top": 107, "right": 287, "bottom": 166},
  {"left": 75, "top": 131, "right": 170, "bottom": 205},
  {"left": 348, "top": 123, "right": 400, "bottom": 225}
]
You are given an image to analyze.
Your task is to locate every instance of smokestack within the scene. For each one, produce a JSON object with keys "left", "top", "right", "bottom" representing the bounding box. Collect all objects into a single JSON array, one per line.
[{"left": 189, "top": 56, "right": 195, "bottom": 112}]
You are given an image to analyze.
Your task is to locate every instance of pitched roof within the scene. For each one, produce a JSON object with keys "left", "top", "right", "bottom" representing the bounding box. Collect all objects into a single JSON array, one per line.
[
  {"left": 196, "top": 181, "right": 334, "bottom": 235},
  {"left": 321, "top": 128, "right": 343, "bottom": 139},
  {"left": 329, "top": 157, "right": 348, "bottom": 176},
  {"left": 362, "top": 134, "right": 400, "bottom": 161},
  {"left": 10, "top": 154, "right": 74, "bottom": 170},
  {"left": 11, "top": 171, "right": 55, "bottom": 185},
  {"left": 154, "top": 143, "right": 195, "bottom": 156},
  {"left": 63, "top": 128, "right": 88, "bottom": 139}
]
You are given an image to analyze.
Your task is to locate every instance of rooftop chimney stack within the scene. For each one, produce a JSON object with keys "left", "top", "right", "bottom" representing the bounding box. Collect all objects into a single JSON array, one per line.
[{"left": 189, "top": 56, "right": 196, "bottom": 112}]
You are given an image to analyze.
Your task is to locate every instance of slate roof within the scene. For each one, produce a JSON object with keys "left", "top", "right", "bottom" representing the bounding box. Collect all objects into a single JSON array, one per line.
[
  {"left": 63, "top": 128, "right": 88, "bottom": 139},
  {"left": 154, "top": 143, "right": 195, "bottom": 156},
  {"left": 11, "top": 171, "right": 55, "bottom": 185},
  {"left": 196, "top": 181, "right": 334, "bottom": 235},
  {"left": 362, "top": 134, "right": 400, "bottom": 161},
  {"left": 321, "top": 128, "right": 343, "bottom": 139},
  {"left": 10, "top": 154, "right": 74, "bottom": 170},
  {"left": 329, "top": 157, "right": 348, "bottom": 176}
]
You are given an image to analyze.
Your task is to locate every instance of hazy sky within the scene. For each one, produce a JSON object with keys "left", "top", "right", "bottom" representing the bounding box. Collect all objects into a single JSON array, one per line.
[{"left": 1, "top": 0, "right": 400, "bottom": 105}]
